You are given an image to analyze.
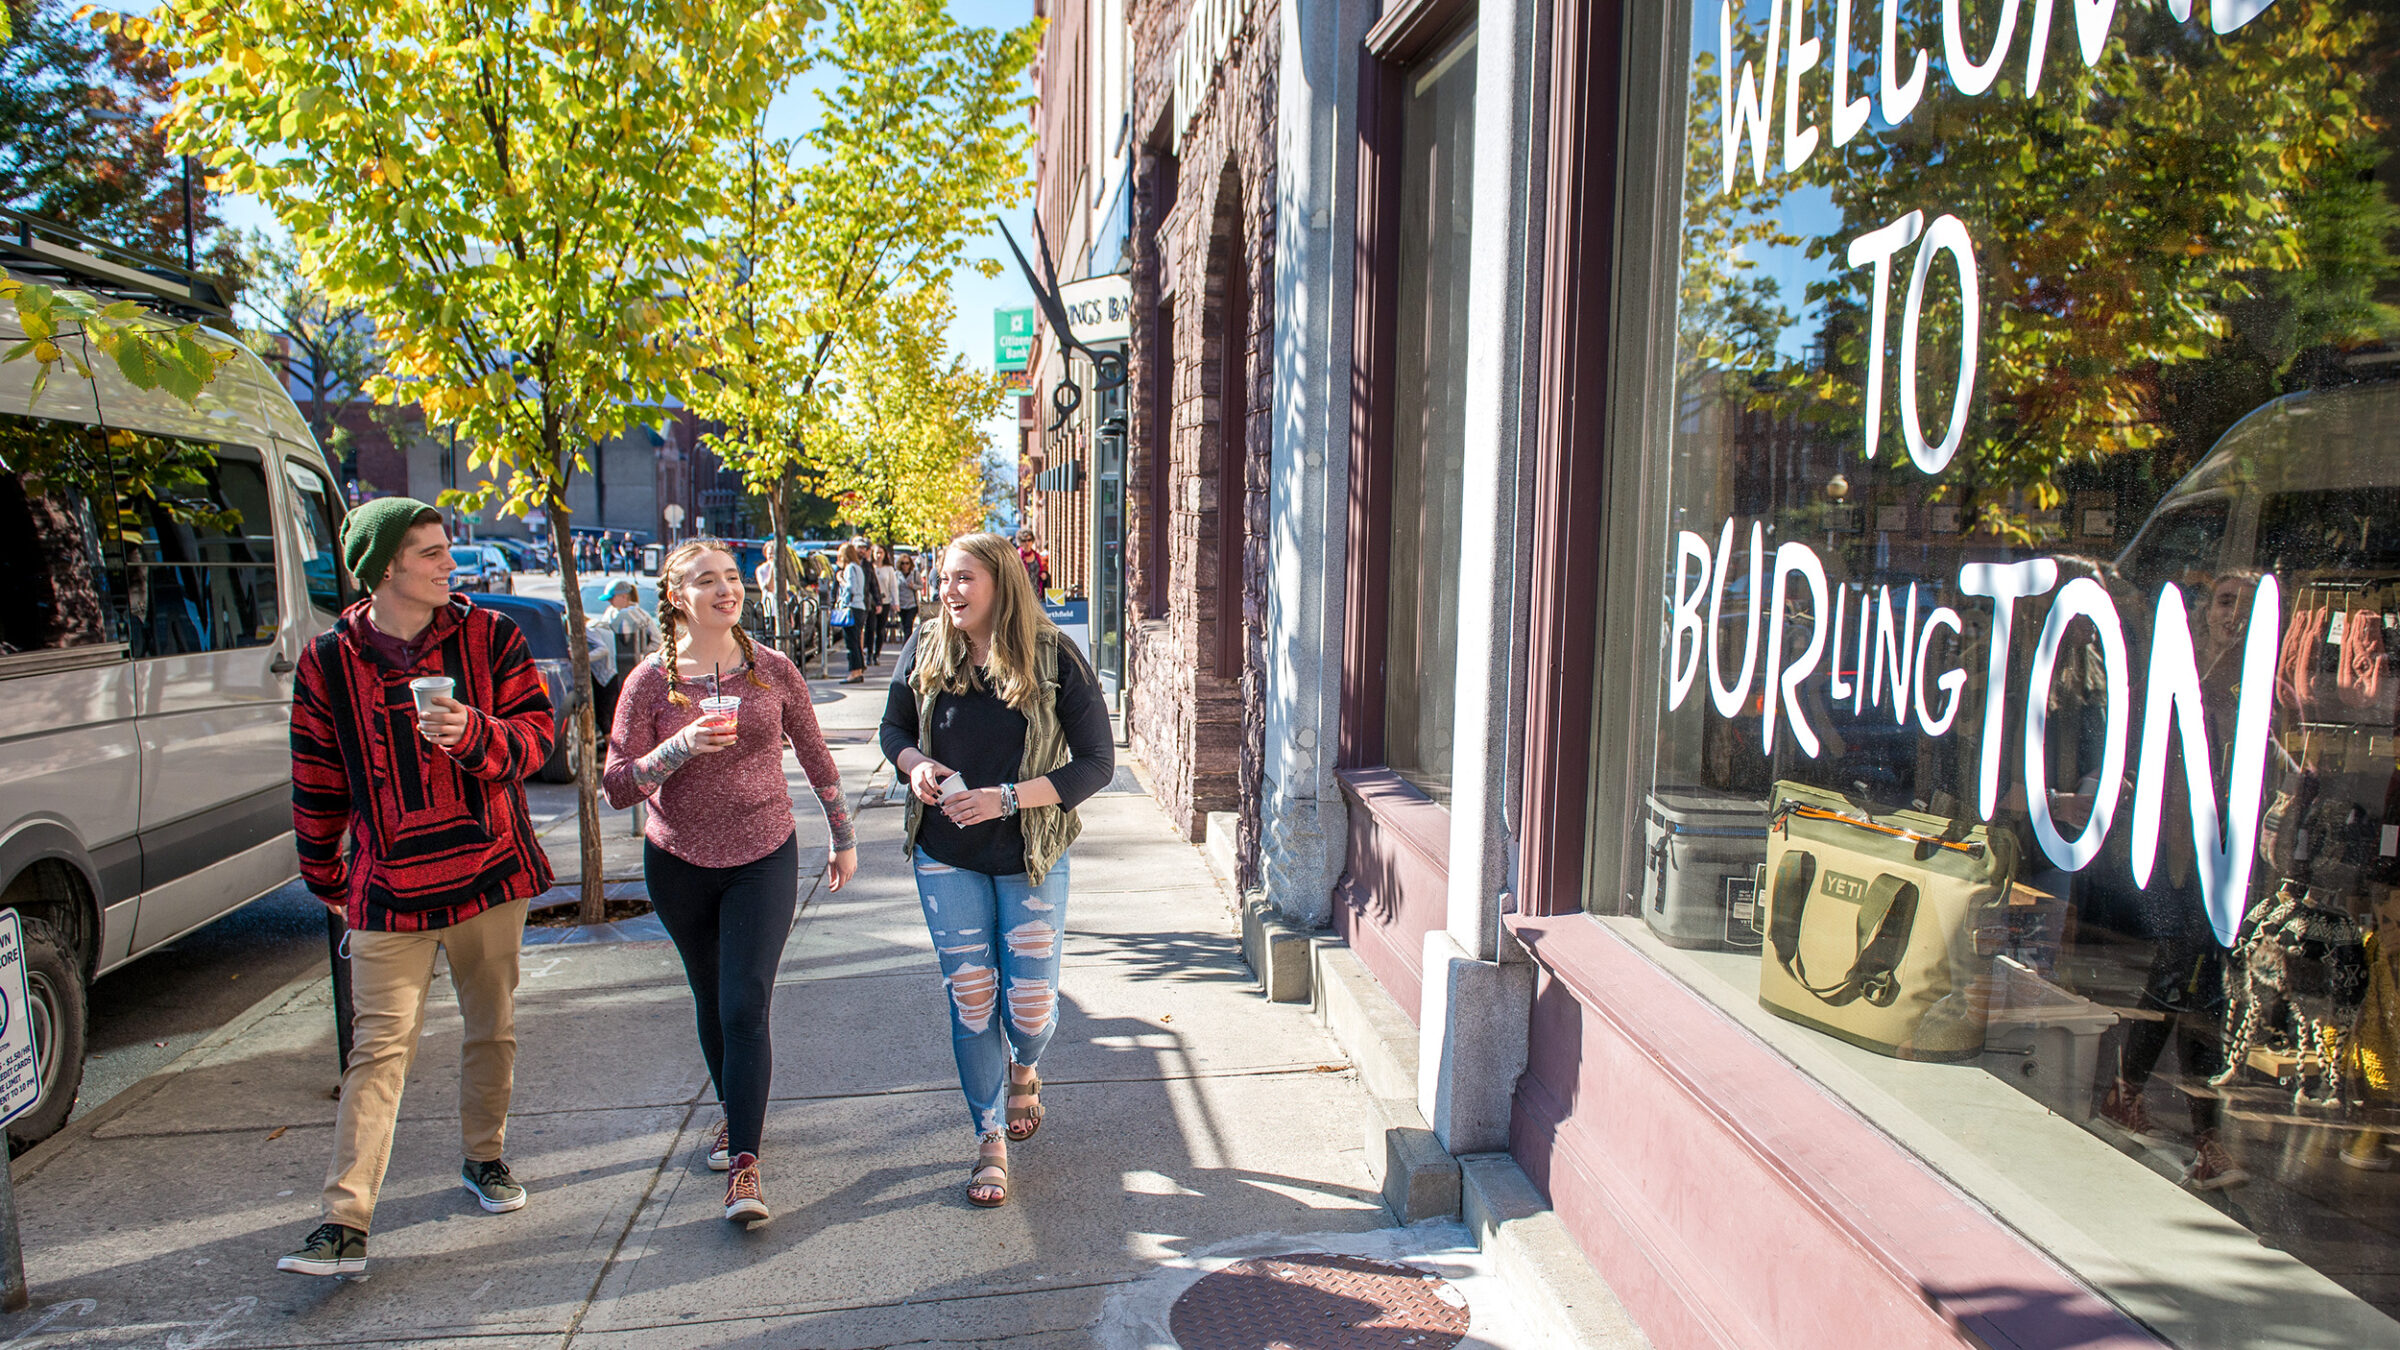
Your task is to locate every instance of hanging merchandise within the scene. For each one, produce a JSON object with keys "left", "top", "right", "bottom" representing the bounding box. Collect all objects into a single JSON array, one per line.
[
  {"left": 1757, "top": 781, "right": 2020, "bottom": 1061},
  {"left": 2213, "top": 882, "right": 2371, "bottom": 1108}
]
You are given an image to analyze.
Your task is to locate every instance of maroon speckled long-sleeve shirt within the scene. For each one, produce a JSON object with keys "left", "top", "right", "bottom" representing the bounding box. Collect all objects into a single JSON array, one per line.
[{"left": 602, "top": 648, "right": 854, "bottom": 866}]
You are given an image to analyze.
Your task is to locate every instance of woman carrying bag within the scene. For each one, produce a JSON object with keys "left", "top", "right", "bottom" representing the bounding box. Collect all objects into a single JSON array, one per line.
[
  {"left": 879, "top": 533, "right": 1113, "bottom": 1207},
  {"left": 835, "top": 540, "right": 870, "bottom": 684},
  {"left": 603, "top": 540, "right": 858, "bottom": 1224}
]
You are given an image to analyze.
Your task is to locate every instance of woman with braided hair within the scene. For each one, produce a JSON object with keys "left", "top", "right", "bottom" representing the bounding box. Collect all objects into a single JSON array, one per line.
[{"left": 604, "top": 540, "right": 857, "bottom": 1224}]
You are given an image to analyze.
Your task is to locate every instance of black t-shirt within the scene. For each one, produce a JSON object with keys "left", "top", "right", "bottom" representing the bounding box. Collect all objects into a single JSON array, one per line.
[{"left": 878, "top": 629, "right": 1116, "bottom": 875}]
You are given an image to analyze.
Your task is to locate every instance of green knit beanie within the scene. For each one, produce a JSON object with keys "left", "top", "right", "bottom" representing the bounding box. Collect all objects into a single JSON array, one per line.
[{"left": 341, "top": 496, "right": 443, "bottom": 591}]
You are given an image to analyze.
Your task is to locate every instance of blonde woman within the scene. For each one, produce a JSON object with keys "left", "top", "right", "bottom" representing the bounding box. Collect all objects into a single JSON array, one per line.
[
  {"left": 603, "top": 541, "right": 858, "bottom": 1224},
  {"left": 836, "top": 541, "right": 870, "bottom": 683},
  {"left": 878, "top": 533, "right": 1113, "bottom": 1207}
]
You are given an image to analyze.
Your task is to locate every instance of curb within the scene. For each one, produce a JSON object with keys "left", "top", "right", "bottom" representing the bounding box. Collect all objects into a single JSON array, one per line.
[{"left": 18, "top": 963, "right": 329, "bottom": 1183}]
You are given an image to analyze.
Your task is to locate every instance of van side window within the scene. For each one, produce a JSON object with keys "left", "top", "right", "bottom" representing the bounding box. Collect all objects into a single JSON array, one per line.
[
  {"left": 282, "top": 460, "right": 346, "bottom": 618},
  {"left": 0, "top": 415, "right": 127, "bottom": 658},
  {"left": 108, "top": 431, "right": 282, "bottom": 658}
]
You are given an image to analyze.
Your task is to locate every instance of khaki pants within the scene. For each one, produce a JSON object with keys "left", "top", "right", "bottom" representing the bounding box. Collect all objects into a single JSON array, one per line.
[{"left": 322, "top": 898, "right": 527, "bottom": 1232}]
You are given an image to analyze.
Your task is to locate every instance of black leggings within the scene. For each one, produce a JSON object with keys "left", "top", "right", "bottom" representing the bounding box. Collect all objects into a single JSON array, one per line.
[
  {"left": 844, "top": 609, "right": 868, "bottom": 673},
  {"left": 645, "top": 833, "right": 799, "bottom": 1159}
]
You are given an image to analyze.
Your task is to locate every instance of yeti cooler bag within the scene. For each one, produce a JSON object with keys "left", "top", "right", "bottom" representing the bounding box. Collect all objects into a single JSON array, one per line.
[
  {"left": 1757, "top": 781, "right": 2018, "bottom": 1061},
  {"left": 1640, "top": 790, "right": 1770, "bottom": 950}
]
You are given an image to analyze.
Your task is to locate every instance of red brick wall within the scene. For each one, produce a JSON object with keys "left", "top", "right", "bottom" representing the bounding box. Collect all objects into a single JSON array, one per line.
[{"left": 1124, "top": 0, "right": 1275, "bottom": 873}]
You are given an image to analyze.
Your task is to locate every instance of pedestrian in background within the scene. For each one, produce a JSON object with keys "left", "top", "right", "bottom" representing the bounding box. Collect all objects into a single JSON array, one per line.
[
  {"left": 1016, "top": 529, "right": 1050, "bottom": 594},
  {"left": 836, "top": 540, "right": 870, "bottom": 683},
  {"left": 861, "top": 537, "right": 888, "bottom": 666},
  {"left": 589, "top": 579, "right": 660, "bottom": 736},
  {"left": 279, "top": 497, "right": 556, "bottom": 1277},
  {"left": 604, "top": 540, "right": 857, "bottom": 1225},
  {"left": 874, "top": 544, "right": 902, "bottom": 657},
  {"left": 894, "top": 552, "right": 921, "bottom": 639},
  {"left": 879, "top": 532, "right": 1114, "bottom": 1207}
]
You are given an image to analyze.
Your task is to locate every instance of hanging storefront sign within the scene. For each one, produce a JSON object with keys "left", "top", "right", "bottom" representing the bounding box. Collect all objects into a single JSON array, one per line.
[
  {"left": 994, "top": 307, "right": 1035, "bottom": 372},
  {"left": 1058, "top": 274, "right": 1133, "bottom": 345}
]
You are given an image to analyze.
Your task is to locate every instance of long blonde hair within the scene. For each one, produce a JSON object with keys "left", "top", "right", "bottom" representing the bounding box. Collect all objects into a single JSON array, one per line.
[
  {"left": 656, "top": 539, "right": 768, "bottom": 708},
  {"left": 911, "top": 532, "right": 1055, "bottom": 712}
]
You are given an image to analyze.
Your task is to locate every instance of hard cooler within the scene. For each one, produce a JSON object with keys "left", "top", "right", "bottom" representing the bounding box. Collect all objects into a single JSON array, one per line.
[{"left": 1641, "top": 790, "right": 1772, "bottom": 951}]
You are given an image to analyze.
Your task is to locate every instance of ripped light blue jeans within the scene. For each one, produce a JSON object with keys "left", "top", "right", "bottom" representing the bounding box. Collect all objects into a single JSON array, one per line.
[{"left": 912, "top": 851, "right": 1070, "bottom": 1137}]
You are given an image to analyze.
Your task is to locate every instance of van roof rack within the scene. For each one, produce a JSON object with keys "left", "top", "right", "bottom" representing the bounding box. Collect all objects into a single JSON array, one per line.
[{"left": 0, "top": 207, "right": 235, "bottom": 328}]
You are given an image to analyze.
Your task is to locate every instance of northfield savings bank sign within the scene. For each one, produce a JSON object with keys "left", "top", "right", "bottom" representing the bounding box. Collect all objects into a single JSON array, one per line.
[{"left": 1684, "top": 0, "right": 2290, "bottom": 949}]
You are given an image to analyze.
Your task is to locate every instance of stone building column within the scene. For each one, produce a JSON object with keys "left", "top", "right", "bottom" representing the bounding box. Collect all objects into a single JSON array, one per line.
[{"left": 1261, "top": 0, "right": 1376, "bottom": 929}]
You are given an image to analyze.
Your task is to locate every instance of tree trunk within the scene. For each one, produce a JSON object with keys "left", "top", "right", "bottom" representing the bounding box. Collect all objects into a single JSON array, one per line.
[
  {"left": 545, "top": 472, "right": 608, "bottom": 928},
  {"left": 766, "top": 482, "right": 790, "bottom": 652}
]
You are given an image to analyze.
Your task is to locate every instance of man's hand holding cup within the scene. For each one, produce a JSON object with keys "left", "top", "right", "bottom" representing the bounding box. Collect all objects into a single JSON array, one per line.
[{"left": 410, "top": 676, "right": 470, "bottom": 749}]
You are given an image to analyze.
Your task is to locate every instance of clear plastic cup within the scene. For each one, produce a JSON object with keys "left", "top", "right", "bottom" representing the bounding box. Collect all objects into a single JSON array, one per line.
[
  {"left": 409, "top": 676, "right": 455, "bottom": 716},
  {"left": 698, "top": 694, "right": 741, "bottom": 738}
]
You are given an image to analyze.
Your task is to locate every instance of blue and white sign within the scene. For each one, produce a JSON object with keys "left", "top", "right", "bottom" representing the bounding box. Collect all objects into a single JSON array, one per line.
[
  {"left": 0, "top": 912, "right": 40, "bottom": 1127},
  {"left": 1043, "top": 596, "right": 1090, "bottom": 661}
]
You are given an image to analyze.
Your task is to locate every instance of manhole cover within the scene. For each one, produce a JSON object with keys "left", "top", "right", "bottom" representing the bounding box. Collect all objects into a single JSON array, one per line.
[{"left": 1168, "top": 1252, "right": 1470, "bottom": 1350}]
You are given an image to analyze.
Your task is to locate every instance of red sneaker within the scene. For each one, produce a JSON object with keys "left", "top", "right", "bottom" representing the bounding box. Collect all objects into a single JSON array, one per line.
[
  {"left": 2100, "top": 1078, "right": 2156, "bottom": 1140},
  {"left": 725, "top": 1153, "right": 770, "bottom": 1223},
  {"left": 2184, "top": 1132, "right": 2250, "bottom": 1191}
]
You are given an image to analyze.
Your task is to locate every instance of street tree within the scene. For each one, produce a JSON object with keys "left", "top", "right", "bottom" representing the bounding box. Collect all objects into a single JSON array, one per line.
[
  {"left": 683, "top": 0, "right": 1036, "bottom": 621},
  {"left": 0, "top": 1, "right": 230, "bottom": 407},
  {"left": 230, "top": 227, "right": 380, "bottom": 485},
  {"left": 122, "top": 0, "right": 819, "bottom": 922},
  {"left": 812, "top": 286, "right": 1003, "bottom": 545}
]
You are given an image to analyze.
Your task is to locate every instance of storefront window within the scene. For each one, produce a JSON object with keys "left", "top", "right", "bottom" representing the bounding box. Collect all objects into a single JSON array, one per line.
[
  {"left": 1384, "top": 24, "right": 1477, "bottom": 803},
  {"left": 1611, "top": 0, "right": 2400, "bottom": 1341}
]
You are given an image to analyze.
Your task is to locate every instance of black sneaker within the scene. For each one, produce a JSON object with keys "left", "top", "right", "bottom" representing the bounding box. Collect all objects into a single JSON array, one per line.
[
  {"left": 277, "top": 1222, "right": 366, "bottom": 1276},
  {"left": 461, "top": 1158, "right": 528, "bottom": 1213}
]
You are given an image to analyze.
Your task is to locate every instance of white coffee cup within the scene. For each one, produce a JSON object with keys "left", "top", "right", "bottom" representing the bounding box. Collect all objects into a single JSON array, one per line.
[
  {"left": 409, "top": 676, "right": 455, "bottom": 716},
  {"left": 939, "top": 772, "right": 966, "bottom": 800}
]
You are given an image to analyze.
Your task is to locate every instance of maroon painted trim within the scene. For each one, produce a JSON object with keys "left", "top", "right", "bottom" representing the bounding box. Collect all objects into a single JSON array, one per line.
[
  {"left": 1364, "top": 0, "right": 1475, "bottom": 62},
  {"left": 1340, "top": 48, "right": 1402, "bottom": 772},
  {"left": 1504, "top": 913, "right": 2163, "bottom": 1350},
  {"left": 1332, "top": 767, "right": 1453, "bottom": 1023},
  {"left": 1517, "top": 0, "right": 1622, "bottom": 919},
  {"left": 1336, "top": 767, "right": 1451, "bottom": 868}
]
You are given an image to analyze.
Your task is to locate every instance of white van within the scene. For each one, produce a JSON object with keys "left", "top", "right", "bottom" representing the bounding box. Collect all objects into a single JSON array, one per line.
[{"left": 0, "top": 283, "right": 345, "bottom": 1148}]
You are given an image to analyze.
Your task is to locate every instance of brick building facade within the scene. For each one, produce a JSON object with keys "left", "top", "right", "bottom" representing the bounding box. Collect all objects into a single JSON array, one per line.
[{"left": 1124, "top": 0, "right": 1276, "bottom": 881}]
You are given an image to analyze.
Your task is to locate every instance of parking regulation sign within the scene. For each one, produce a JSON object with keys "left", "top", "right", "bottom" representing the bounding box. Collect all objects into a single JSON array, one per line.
[{"left": 0, "top": 913, "right": 37, "bottom": 1126}]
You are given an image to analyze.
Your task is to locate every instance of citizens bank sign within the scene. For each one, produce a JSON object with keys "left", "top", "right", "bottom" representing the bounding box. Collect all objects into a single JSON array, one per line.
[
  {"left": 1676, "top": 0, "right": 2297, "bottom": 948},
  {"left": 1173, "top": 0, "right": 1254, "bottom": 153}
]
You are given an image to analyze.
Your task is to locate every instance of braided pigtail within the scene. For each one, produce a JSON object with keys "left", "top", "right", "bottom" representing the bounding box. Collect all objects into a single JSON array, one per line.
[
  {"left": 729, "top": 624, "right": 771, "bottom": 689},
  {"left": 660, "top": 602, "right": 692, "bottom": 707}
]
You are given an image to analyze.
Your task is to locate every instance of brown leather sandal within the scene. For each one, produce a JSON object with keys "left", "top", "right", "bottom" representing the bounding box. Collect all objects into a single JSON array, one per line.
[
  {"left": 967, "top": 1154, "right": 1009, "bottom": 1207},
  {"left": 1005, "top": 1073, "right": 1044, "bottom": 1143}
]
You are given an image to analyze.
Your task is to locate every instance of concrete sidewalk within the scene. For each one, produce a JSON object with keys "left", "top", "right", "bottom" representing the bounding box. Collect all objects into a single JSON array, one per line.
[{"left": 0, "top": 670, "right": 1535, "bottom": 1348}]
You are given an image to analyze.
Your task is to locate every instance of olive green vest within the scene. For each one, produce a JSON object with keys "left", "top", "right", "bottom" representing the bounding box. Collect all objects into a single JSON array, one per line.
[{"left": 901, "top": 628, "right": 1083, "bottom": 884}]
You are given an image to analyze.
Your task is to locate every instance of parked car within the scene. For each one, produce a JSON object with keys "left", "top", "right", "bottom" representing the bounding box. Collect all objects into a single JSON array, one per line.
[
  {"left": 0, "top": 281, "right": 346, "bottom": 1149},
  {"left": 482, "top": 537, "right": 540, "bottom": 571},
  {"left": 467, "top": 593, "right": 600, "bottom": 784},
  {"left": 448, "top": 543, "right": 515, "bottom": 594}
]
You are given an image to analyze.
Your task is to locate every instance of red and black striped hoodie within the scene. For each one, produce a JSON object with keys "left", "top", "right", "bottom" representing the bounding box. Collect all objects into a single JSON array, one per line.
[{"left": 291, "top": 596, "right": 556, "bottom": 932}]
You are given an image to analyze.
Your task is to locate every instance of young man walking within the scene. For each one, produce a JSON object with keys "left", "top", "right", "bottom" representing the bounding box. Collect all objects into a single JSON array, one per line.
[{"left": 278, "top": 498, "right": 557, "bottom": 1277}]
